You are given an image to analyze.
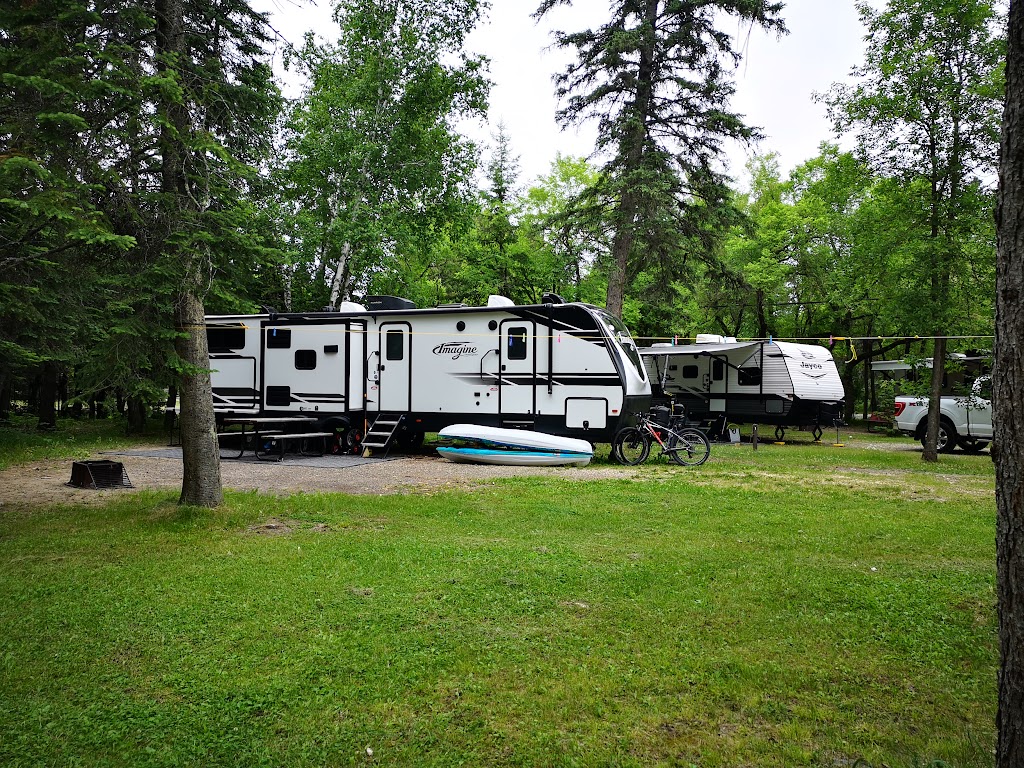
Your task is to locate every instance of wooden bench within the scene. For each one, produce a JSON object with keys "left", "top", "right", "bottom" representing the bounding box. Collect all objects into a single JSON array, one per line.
[{"left": 254, "top": 431, "right": 334, "bottom": 462}]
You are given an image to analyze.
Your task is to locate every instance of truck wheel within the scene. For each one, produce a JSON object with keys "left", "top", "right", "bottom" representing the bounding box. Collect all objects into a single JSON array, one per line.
[
  {"left": 958, "top": 437, "right": 990, "bottom": 453},
  {"left": 921, "top": 419, "right": 957, "bottom": 453}
]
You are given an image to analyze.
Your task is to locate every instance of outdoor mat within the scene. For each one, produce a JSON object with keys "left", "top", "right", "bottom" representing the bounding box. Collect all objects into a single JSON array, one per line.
[{"left": 102, "top": 448, "right": 400, "bottom": 468}]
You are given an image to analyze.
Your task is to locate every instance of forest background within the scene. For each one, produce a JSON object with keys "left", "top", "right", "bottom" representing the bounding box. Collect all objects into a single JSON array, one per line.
[{"left": 0, "top": 0, "right": 1006, "bottom": 431}]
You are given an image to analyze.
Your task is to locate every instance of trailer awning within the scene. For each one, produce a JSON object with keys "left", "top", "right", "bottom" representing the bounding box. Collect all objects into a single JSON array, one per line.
[{"left": 638, "top": 342, "right": 763, "bottom": 358}]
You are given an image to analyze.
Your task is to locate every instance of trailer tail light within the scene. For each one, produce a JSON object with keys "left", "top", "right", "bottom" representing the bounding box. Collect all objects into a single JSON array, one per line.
[{"left": 893, "top": 401, "right": 906, "bottom": 417}]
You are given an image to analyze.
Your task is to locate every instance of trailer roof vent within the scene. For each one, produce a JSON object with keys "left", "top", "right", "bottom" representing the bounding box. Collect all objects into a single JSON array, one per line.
[
  {"left": 338, "top": 301, "right": 367, "bottom": 312},
  {"left": 487, "top": 295, "right": 515, "bottom": 308},
  {"left": 364, "top": 295, "right": 415, "bottom": 311},
  {"left": 67, "top": 460, "right": 133, "bottom": 490}
]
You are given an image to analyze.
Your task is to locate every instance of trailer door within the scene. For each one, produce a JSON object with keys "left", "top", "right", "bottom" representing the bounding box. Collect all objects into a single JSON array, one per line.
[
  {"left": 499, "top": 320, "right": 536, "bottom": 416},
  {"left": 377, "top": 323, "right": 411, "bottom": 412}
]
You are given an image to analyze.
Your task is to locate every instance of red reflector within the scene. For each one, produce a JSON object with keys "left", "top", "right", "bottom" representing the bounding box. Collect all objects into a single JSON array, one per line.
[
  {"left": 893, "top": 401, "right": 905, "bottom": 417},
  {"left": 612, "top": 409, "right": 619, "bottom": 414}
]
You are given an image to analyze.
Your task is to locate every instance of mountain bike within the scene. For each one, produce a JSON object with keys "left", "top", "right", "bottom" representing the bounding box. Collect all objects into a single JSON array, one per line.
[{"left": 611, "top": 409, "right": 711, "bottom": 466}]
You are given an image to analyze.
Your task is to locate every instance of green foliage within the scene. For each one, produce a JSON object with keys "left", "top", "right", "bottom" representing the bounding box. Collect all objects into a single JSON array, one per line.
[
  {"left": 278, "top": 0, "right": 489, "bottom": 310},
  {"left": 536, "top": 0, "right": 787, "bottom": 314}
]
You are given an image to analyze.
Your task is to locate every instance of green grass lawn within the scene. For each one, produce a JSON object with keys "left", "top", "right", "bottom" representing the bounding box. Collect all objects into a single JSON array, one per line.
[{"left": 0, "top": 424, "right": 996, "bottom": 767}]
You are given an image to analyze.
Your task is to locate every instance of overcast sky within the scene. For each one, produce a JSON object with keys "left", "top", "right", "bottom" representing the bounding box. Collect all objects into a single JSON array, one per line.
[{"left": 257, "top": 0, "right": 868, "bottom": 188}]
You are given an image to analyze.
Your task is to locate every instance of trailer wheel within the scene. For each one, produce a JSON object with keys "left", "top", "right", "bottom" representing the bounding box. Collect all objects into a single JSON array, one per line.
[{"left": 331, "top": 426, "right": 362, "bottom": 455}]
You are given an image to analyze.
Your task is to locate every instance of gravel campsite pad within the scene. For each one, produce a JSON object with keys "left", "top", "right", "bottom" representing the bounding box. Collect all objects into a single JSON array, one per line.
[{"left": 0, "top": 446, "right": 639, "bottom": 509}]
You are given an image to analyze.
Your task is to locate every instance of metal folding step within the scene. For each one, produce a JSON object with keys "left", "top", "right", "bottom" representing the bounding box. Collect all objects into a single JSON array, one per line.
[{"left": 361, "top": 413, "right": 404, "bottom": 455}]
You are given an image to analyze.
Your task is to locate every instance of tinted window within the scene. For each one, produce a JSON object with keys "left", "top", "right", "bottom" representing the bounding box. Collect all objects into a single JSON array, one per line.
[
  {"left": 508, "top": 327, "right": 528, "bottom": 360},
  {"left": 682, "top": 365, "right": 699, "bottom": 379},
  {"left": 207, "top": 326, "right": 245, "bottom": 352},
  {"left": 386, "top": 330, "right": 405, "bottom": 360},
  {"left": 295, "top": 350, "right": 316, "bottom": 370},
  {"left": 712, "top": 359, "right": 725, "bottom": 381},
  {"left": 266, "top": 328, "right": 291, "bottom": 348},
  {"left": 738, "top": 367, "right": 762, "bottom": 386}
]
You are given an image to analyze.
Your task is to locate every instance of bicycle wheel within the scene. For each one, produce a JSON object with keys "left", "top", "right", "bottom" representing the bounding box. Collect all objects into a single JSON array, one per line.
[
  {"left": 667, "top": 428, "right": 710, "bottom": 466},
  {"left": 612, "top": 427, "right": 651, "bottom": 465}
]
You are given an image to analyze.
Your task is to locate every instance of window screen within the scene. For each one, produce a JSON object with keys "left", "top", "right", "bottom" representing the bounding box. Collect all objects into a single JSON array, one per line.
[
  {"left": 682, "top": 365, "right": 699, "bottom": 379},
  {"left": 266, "top": 328, "right": 291, "bottom": 349},
  {"left": 295, "top": 350, "right": 316, "bottom": 370},
  {"left": 738, "top": 367, "right": 762, "bottom": 386},
  {"left": 207, "top": 326, "right": 245, "bottom": 353},
  {"left": 507, "top": 327, "right": 528, "bottom": 360},
  {"left": 712, "top": 359, "right": 725, "bottom": 381},
  {"left": 386, "top": 330, "right": 405, "bottom": 360}
]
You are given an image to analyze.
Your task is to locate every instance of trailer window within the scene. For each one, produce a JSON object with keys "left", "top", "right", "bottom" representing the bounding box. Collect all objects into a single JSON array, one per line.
[
  {"left": 295, "top": 350, "right": 316, "bottom": 370},
  {"left": 386, "top": 330, "right": 405, "bottom": 360},
  {"left": 712, "top": 359, "right": 725, "bottom": 381},
  {"left": 207, "top": 326, "right": 246, "bottom": 353},
  {"left": 738, "top": 367, "right": 762, "bottom": 386},
  {"left": 507, "top": 327, "right": 528, "bottom": 360},
  {"left": 266, "top": 328, "right": 291, "bottom": 349},
  {"left": 682, "top": 365, "right": 698, "bottom": 379}
]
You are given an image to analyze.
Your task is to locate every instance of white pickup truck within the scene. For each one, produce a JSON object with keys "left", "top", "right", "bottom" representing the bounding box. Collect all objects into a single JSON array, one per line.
[{"left": 893, "top": 376, "right": 992, "bottom": 453}]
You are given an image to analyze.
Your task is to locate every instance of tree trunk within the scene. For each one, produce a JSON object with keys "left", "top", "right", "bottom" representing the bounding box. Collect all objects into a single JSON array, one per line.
[
  {"left": 36, "top": 361, "right": 58, "bottom": 430},
  {"left": 606, "top": 0, "right": 658, "bottom": 317},
  {"left": 156, "top": 0, "right": 222, "bottom": 507},
  {"left": 996, "top": 2, "right": 1024, "bottom": 762},
  {"left": 922, "top": 335, "right": 947, "bottom": 463},
  {"left": 174, "top": 290, "right": 223, "bottom": 507},
  {"left": 126, "top": 395, "right": 147, "bottom": 435},
  {"left": 329, "top": 240, "right": 352, "bottom": 308},
  {"left": 0, "top": 371, "right": 10, "bottom": 421}
]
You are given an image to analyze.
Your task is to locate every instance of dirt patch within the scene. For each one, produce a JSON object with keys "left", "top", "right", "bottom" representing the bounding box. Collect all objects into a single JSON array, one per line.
[
  {"left": 246, "top": 517, "right": 296, "bottom": 535},
  {"left": 0, "top": 448, "right": 640, "bottom": 510}
]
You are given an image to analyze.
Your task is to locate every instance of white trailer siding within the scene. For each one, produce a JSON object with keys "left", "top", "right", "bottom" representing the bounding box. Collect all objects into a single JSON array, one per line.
[
  {"left": 206, "top": 302, "right": 649, "bottom": 442},
  {"left": 772, "top": 342, "right": 845, "bottom": 402}
]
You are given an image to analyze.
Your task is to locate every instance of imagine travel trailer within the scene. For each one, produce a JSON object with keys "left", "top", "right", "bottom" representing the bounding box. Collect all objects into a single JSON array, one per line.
[
  {"left": 206, "top": 295, "right": 651, "bottom": 451},
  {"left": 638, "top": 336, "right": 845, "bottom": 440}
]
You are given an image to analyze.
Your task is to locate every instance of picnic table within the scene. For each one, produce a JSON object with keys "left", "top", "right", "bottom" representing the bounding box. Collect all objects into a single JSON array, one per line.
[{"left": 218, "top": 416, "right": 333, "bottom": 461}]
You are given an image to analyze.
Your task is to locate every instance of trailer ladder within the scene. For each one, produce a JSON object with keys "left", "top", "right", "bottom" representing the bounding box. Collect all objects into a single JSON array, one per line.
[{"left": 361, "top": 413, "right": 404, "bottom": 456}]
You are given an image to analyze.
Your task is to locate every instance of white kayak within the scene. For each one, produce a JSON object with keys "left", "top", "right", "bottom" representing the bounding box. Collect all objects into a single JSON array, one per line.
[{"left": 436, "top": 424, "right": 593, "bottom": 467}]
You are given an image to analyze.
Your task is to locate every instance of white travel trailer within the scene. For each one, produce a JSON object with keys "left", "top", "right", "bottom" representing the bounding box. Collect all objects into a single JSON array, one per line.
[
  {"left": 206, "top": 296, "right": 651, "bottom": 451},
  {"left": 639, "top": 336, "right": 845, "bottom": 440}
]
